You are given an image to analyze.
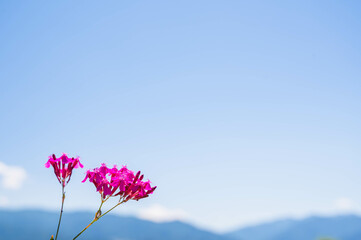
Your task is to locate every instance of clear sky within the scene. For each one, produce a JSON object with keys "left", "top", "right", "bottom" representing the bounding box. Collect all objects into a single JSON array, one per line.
[{"left": 0, "top": 0, "right": 361, "bottom": 233}]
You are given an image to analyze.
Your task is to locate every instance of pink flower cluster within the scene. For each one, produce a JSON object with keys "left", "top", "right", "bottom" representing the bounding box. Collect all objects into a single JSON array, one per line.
[
  {"left": 45, "top": 153, "right": 157, "bottom": 240},
  {"left": 45, "top": 154, "right": 84, "bottom": 186},
  {"left": 82, "top": 164, "right": 156, "bottom": 201}
]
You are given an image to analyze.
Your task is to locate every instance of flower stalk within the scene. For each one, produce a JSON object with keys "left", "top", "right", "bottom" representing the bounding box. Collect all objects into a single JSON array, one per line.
[
  {"left": 45, "top": 153, "right": 83, "bottom": 239},
  {"left": 73, "top": 199, "right": 122, "bottom": 240},
  {"left": 54, "top": 184, "right": 65, "bottom": 240}
]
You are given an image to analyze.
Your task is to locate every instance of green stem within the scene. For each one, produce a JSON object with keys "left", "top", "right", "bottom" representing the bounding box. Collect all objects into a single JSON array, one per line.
[
  {"left": 72, "top": 218, "right": 97, "bottom": 240},
  {"left": 55, "top": 185, "right": 65, "bottom": 240},
  {"left": 72, "top": 200, "right": 125, "bottom": 240}
]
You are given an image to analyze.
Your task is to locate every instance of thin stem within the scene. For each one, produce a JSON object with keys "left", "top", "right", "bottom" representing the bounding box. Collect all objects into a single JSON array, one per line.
[
  {"left": 72, "top": 218, "right": 97, "bottom": 240},
  {"left": 99, "top": 200, "right": 125, "bottom": 219},
  {"left": 55, "top": 184, "right": 65, "bottom": 240},
  {"left": 73, "top": 200, "right": 104, "bottom": 240},
  {"left": 72, "top": 200, "right": 125, "bottom": 240}
]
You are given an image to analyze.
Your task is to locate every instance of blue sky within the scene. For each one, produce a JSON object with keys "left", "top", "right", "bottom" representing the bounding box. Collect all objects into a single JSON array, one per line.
[{"left": 0, "top": 0, "right": 361, "bottom": 232}]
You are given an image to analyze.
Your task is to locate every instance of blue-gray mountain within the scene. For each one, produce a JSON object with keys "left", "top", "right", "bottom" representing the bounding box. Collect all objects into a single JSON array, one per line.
[
  {"left": 0, "top": 209, "right": 230, "bottom": 240},
  {"left": 1, "top": 210, "right": 361, "bottom": 240},
  {"left": 227, "top": 215, "right": 361, "bottom": 240}
]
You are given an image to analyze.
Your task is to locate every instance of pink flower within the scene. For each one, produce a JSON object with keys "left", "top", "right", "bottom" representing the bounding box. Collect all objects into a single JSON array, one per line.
[
  {"left": 82, "top": 164, "right": 156, "bottom": 202},
  {"left": 45, "top": 153, "right": 84, "bottom": 186}
]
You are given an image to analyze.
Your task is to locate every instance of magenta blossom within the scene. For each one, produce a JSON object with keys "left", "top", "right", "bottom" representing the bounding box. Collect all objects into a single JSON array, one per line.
[
  {"left": 82, "top": 164, "right": 156, "bottom": 202},
  {"left": 45, "top": 153, "right": 84, "bottom": 186}
]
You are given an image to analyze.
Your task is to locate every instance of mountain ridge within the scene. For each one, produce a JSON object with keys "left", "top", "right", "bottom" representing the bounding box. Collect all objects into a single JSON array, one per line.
[
  {"left": 1, "top": 209, "right": 361, "bottom": 240},
  {"left": 0, "top": 209, "right": 230, "bottom": 240},
  {"left": 227, "top": 214, "right": 361, "bottom": 240}
]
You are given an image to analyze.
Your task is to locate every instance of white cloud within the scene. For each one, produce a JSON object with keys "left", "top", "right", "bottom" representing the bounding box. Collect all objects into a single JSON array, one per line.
[
  {"left": 137, "top": 204, "right": 189, "bottom": 222},
  {"left": 0, "top": 162, "right": 27, "bottom": 190},
  {"left": 334, "top": 197, "right": 357, "bottom": 212},
  {"left": 0, "top": 196, "right": 9, "bottom": 206}
]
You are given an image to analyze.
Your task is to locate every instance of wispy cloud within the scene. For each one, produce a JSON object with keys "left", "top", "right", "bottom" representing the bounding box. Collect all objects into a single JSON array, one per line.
[
  {"left": 0, "top": 162, "right": 27, "bottom": 190},
  {"left": 334, "top": 197, "right": 358, "bottom": 212},
  {"left": 137, "top": 204, "right": 189, "bottom": 222},
  {"left": 0, "top": 196, "right": 9, "bottom": 206}
]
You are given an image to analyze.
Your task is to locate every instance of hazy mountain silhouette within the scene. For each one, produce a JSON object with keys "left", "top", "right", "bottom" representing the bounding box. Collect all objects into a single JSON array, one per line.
[
  {"left": 1, "top": 210, "right": 361, "bottom": 240},
  {"left": 0, "top": 209, "right": 230, "bottom": 240},
  {"left": 227, "top": 215, "right": 361, "bottom": 240}
]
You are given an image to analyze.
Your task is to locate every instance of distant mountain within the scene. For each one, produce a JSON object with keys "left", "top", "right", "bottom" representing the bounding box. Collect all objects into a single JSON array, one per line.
[
  {"left": 0, "top": 209, "right": 230, "bottom": 240},
  {"left": 226, "top": 215, "right": 361, "bottom": 240},
  {"left": 2, "top": 210, "right": 361, "bottom": 240}
]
